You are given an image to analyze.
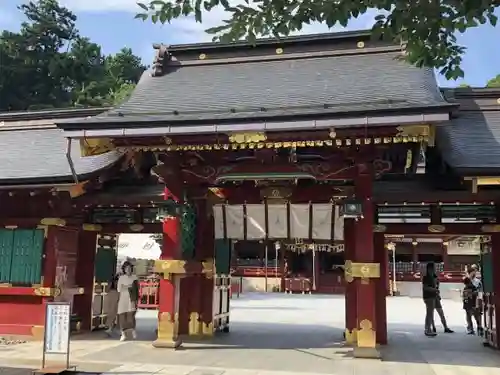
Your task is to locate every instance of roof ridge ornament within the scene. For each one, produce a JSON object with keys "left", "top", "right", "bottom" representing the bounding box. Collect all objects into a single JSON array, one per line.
[{"left": 152, "top": 44, "right": 171, "bottom": 77}]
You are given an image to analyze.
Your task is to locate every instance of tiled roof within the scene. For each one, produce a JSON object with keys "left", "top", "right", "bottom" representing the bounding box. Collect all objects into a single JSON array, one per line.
[
  {"left": 57, "top": 31, "right": 452, "bottom": 129},
  {"left": 0, "top": 109, "right": 121, "bottom": 184},
  {"left": 436, "top": 88, "right": 500, "bottom": 173}
]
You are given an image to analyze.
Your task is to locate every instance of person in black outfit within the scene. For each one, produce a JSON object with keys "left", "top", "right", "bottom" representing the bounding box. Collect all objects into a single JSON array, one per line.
[
  {"left": 422, "top": 262, "right": 439, "bottom": 336},
  {"left": 431, "top": 276, "right": 454, "bottom": 334},
  {"left": 463, "top": 277, "right": 483, "bottom": 335}
]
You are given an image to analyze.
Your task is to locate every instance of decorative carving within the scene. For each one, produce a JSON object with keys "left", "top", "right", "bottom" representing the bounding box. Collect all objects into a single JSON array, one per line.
[
  {"left": 344, "top": 261, "right": 380, "bottom": 283},
  {"left": 396, "top": 125, "right": 435, "bottom": 146},
  {"left": 182, "top": 165, "right": 235, "bottom": 183},
  {"left": 33, "top": 286, "right": 61, "bottom": 297},
  {"left": 260, "top": 187, "right": 293, "bottom": 200},
  {"left": 357, "top": 319, "right": 376, "bottom": 348},
  {"left": 202, "top": 259, "right": 215, "bottom": 279},
  {"left": 481, "top": 225, "right": 500, "bottom": 233},
  {"left": 157, "top": 312, "right": 179, "bottom": 340},
  {"left": 152, "top": 44, "right": 171, "bottom": 77},
  {"left": 297, "top": 163, "right": 355, "bottom": 180},
  {"left": 373, "top": 225, "right": 387, "bottom": 233},
  {"left": 79, "top": 138, "right": 115, "bottom": 157},
  {"left": 129, "top": 224, "right": 144, "bottom": 232},
  {"left": 154, "top": 259, "right": 187, "bottom": 276},
  {"left": 82, "top": 224, "right": 103, "bottom": 231},
  {"left": 372, "top": 159, "right": 392, "bottom": 177},
  {"left": 188, "top": 312, "right": 202, "bottom": 335},
  {"left": 345, "top": 328, "right": 357, "bottom": 344},
  {"left": 39, "top": 218, "right": 66, "bottom": 226},
  {"left": 228, "top": 132, "right": 267, "bottom": 144},
  {"left": 428, "top": 224, "right": 446, "bottom": 233},
  {"left": 202, "top": 321, "right": 214, "bottom": 335}
]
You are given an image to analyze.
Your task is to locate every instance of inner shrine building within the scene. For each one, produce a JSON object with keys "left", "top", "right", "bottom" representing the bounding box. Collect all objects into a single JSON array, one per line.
[{"left": 1, "top": 30, "right": 500, "bottom": 357}]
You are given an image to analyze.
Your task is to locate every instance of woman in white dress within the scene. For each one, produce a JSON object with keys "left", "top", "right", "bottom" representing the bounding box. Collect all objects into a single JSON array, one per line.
[{"left": 117, "top": 261, "right": 139, "bottom": 341}]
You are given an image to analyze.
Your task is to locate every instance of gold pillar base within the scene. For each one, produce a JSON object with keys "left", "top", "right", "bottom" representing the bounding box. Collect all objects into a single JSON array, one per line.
[
  {"left": 152, "top": 338, "right": 182, "bottom": 349},
  {"left": 344, "top": 328, "right": 357, "bottom": 345},
  {"left": 353, "top": 346, "right": 381, "bottom": 359}
]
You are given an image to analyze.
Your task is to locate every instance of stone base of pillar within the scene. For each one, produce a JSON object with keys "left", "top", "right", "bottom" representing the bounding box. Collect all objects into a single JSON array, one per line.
[
  {"left": 353, "top": 346, "right": 381, "bottom": 359},
  {"left": 152, "top": 338, "right": 182, "bottom": 349}
]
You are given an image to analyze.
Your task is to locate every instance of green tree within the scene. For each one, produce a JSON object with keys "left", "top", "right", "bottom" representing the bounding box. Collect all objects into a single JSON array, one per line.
[
  {"left": 458, "top": 83, "right": 471, "bottom": 88},
  {"left": 0, "top": 0, "right": 146, "bottom": 111},
  {"left": 486, "top": 75, "right": 500, "bottom": 88},
  {"left": 136, "top": 0, "right": 499, "bottom": 80}
]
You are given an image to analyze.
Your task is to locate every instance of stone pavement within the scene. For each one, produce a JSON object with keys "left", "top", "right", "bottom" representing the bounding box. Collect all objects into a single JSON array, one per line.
[{"left": 1, "top": 293, "right": 500, "bottom": 375}]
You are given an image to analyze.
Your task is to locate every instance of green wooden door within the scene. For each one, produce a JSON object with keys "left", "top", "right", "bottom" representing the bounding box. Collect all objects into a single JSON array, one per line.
[
  {"left": 481, "top": 240, "right": 493, "bottom": 293},
  {"left": 0, "top": 230, "right": 14, "bottom": 283},
  {"left": 0, "top": 229, "right": 44, "bottom": 285},
  {"left": 215, "top": 239, "right": 231, "bottom": 275}
]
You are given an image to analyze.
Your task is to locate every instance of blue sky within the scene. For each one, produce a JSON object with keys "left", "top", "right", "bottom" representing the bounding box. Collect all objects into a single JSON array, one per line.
[{"left": 1, "top": 0, "right": 499, "bottom": 87}]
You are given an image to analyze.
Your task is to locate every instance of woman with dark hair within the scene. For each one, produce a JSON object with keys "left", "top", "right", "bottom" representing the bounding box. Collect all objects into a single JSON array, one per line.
[{"left": 117, "top": 261, "right": 139, "bottom": 341}]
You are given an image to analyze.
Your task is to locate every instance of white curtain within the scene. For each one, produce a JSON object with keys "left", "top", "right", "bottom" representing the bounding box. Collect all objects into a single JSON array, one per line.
[
  {"left": 290, "top": 204, "right": 310, "bottom": 239},
  {"left": 267, "top": 204, "right": 288, "bottom": 239},
  {"left": 333, "top": 205, "right": 344, "bottom": 241},
  {"left": 226, "top": 205, "right": 245, "bottom": 239},
  {"left": 312, "top": 204, "right": 332, "bottom": 240},
  {"left": 246, "top": 204, "right": 266, "bottom": 240},
  {"left": 213, "top": 205, "right": 225, "bottom": 239}
]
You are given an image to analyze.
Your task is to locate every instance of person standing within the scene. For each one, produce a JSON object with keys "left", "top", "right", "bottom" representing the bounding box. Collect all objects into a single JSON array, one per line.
[
  {"left": 104, "top": 273, "right": 120, "bottom": 335},
  {"left": 422, "top": 262, "right": 439, "bottom": 336},
  {"left": 463, "top": 277, "right": 483, "bottom": 334},
  {"left": 431, "top": 276, "right": 454, "bottom": 333},
  {"left": 117, "top": 261, "right": 139, "bottom": 341}
]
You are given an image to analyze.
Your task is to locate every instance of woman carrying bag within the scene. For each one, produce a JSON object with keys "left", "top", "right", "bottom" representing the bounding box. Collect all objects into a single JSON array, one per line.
[{"left": 117, "top": 261, "right": 140, "bottom": 341}]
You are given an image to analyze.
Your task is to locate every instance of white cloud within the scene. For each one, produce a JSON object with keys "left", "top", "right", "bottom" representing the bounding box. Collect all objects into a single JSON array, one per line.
[{"left": 61, "top": 0, "right": 377, "bottom": 43}]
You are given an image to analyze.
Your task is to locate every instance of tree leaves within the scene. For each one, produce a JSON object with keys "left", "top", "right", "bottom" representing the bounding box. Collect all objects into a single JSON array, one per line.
[
  {"left": 0, "top": 0, "right": 147, "bottom": 111},
  {"left": 137, "top": 0, "right": 499, "bottom": 80}
]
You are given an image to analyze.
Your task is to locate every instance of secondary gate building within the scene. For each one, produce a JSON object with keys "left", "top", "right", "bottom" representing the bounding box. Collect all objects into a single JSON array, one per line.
[{"left": 0, "top": 30, "right": 500, "bottom": 356}]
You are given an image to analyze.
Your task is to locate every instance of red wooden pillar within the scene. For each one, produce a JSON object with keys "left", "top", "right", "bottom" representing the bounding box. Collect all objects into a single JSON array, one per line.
[
  {"left": 411, "top": 243, "right": 418, "bottom": 272},
  {"left": 42, "top": 226, "right": 58, "bottom": 289},
  {"left": 491, "top": 232, "right": 500, "bottom": 348},
  {"left": 441, "top": 241, "right": 449, "bottom": 271},
  {"left": 194, "top": 200, "right": 215, "bottom": 336},
  {"left": 374, "top": 232, "right": 388, "bottom": 345},
  {"left": 352, "top": 171, "right": 379, "bottom": 358},
  {"left": 344, "top": 218, "right": 357, "bottom": 344},
  {"left": 73, "top": 230, "right": 97, "bottom": 332},
  {"left": 153, "top": 186, "right": 183, "bottom": 348}
]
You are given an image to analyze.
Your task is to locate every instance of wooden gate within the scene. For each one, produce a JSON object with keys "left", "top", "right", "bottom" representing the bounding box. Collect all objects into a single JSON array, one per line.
[
  {"left": 91, "top": 233, "right": 118, "bottom": 330},
  {"left": 213, "top": 239, "right": 231, "bottom": 332}
]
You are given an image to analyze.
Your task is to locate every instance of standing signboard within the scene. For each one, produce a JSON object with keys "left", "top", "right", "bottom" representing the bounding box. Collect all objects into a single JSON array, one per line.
[{"left": 40, "top": 302, "right": 72, "bottom": 372}]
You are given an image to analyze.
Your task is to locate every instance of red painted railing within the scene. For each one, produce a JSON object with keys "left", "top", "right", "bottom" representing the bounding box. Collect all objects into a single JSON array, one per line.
[
  {"left": 138, "top": 277, "right": 243, "bottom": 310},
  {"left": 138, "top": 279, "right": 159, "bottom": 309}
]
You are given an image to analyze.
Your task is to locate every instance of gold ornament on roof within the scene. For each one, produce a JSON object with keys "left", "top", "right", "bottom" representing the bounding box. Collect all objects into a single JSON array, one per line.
[
  {"left": 228, "top": 132, "right": 267, "bottom": 144},
  {"left": 276, "top": 48, "right": 284, "bottom": 54},
  {"left": 357, "top": 41, "right": 365, "bottom": 48},
  {"left": 199, "top": 53, "right": 207, "bottom": 60}
]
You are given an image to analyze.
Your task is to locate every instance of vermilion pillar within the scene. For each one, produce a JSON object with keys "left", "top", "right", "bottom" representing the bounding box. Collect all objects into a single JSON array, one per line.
[
  {"left": 491, "top": 231, "right": 500, "bottom": 348},
  {"left": 198, "top": 202, "right": 215, "bottom": 335},
  {"left": 352, "top": 170, "right": 379, "bottom": 358},
  {"left": 153, "top": 186, "right": 183, "bottom": 348},
  {"left": 343, "top": 218, "right": 357, "bottom": 344},
  {"left": 74, "top": 230, "right": 97, "bottom": 332},
  {"left": 374, "top": 232, "right": 388, "bottom": 345}
]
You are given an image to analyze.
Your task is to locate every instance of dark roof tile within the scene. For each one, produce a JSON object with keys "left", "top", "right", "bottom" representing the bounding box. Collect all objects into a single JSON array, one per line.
[
  {"left": 60, "top": 51, "right": 452, "bottom": 127},
  {"left": 0, "top": 111, "right": 121, "bottom": 184}
]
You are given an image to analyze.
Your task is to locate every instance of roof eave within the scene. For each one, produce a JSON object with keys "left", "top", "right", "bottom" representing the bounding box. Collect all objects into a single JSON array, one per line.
[{"left": 55, "top": 103, "right": 457, "bottom": 131}]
